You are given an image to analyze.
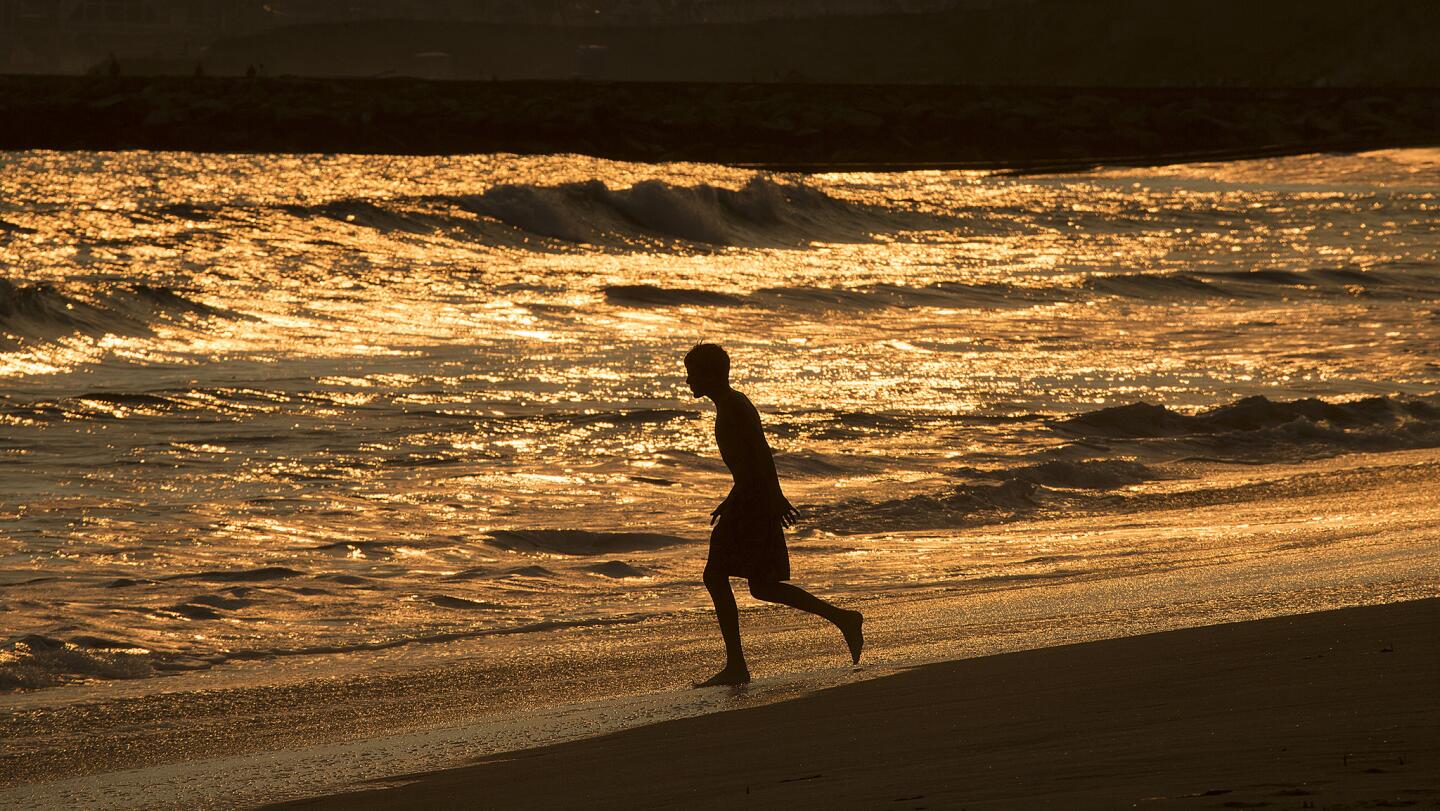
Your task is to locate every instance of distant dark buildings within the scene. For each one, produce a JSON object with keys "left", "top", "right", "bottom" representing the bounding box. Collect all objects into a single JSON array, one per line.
[
  {"left": 3, "top": 0, "right": 1437, "bottom": 85},
  {"left": 1, "top": 1, "right": 269, "bottom": 73},
  {"left": 0, "top": 0, "right": 958, "bottom": 74}
]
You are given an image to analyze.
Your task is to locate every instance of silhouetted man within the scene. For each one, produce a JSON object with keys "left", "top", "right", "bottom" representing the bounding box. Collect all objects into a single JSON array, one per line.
[{"left": 685, "top": 343, "right": 863, "bottom": 687}]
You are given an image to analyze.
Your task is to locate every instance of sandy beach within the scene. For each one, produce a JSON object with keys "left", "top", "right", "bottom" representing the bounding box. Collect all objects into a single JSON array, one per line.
[
  {"left": 274, "top": 598, "right": 1439, "bottom": 809},
  {"left": 3, "top": 447, "right": 1437, "bottom": 809}
]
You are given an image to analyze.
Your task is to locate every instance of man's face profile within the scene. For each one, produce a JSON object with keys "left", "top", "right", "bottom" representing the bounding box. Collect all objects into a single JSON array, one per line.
[{"left": 685, "top": 362, "right": 703, "bottom": 397}]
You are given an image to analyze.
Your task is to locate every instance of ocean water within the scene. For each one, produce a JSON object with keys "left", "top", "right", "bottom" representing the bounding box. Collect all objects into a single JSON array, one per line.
[{"left": 2, "top": 147, "right": 1439, "bottom": 696}]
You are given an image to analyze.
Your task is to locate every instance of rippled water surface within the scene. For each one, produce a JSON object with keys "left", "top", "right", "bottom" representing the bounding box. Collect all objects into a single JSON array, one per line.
[{"left": 2, "top": 148, "right": 1438, "bottom": 692}]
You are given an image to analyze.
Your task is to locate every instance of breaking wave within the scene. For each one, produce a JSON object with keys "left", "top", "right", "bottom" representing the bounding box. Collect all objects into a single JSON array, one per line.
[
  {"left": 484, "top": 529, "right": 692, "bottom": 556},
  {"left": 955, "top": 459, "right": 1157, "bottom": 489},
  {"left": 1057, "top": 394, "right": 1440, "bottom": 457},
  {"left": 605, "top": 285, "right": 746, "bottom": 307},
  {"left": 603, "top": 265, "right": 1440, "bottom": 313},
  {"left": 808, "top": 458, "right": 1157, "bottom": 534},
  {"left": 807, "top": 393, "right": 1440, "bottom": 534},
  {"left": 1083, "top": 265, "right": 1440, "bottom": 301},
  {"left": 0, "top": 634, "right": 157, "bottom": 690},
  {"left": 810, "top": 479, "right": 1041, "bottom": 534},
  {"left": 165, "top": 566, "right": 305, "bottom": 583},
  {"left": 459, "top": 176, "right": 935, "bottom": 247},
  {"left": 287, "top": 176, "right": 947, "bottom": 249},
  {"left": 0, "top": 615, "right": 653, "bottom": 690},
  {"left": 604, "top": 280, "right": 1061, "bottom": 311},
  {"left": 0, "top": 279, "right": 228, "bottom": 347}
]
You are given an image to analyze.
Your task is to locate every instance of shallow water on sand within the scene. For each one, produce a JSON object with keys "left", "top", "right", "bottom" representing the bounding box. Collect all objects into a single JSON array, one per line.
[{"left": 2, "top": 148, "right": 1439, "bottom": 695}]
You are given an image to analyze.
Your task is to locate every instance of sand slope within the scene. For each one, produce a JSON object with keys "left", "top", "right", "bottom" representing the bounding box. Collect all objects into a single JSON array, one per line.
[{"left": 275, "top": 599, "right": 1439, "bottom": 809}]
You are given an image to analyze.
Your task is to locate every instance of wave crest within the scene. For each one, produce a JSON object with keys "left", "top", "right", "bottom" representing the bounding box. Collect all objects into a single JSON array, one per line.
[
  {"left": 1060, "top": 394, "right": 1440, "bottom": 448},
  {"left": 957, "top": 459, "right": 1157, "bottom": 489},
  {"left": 604, "top": 284, "right": 745, "bottom": 307},
  {"left": 1, "top": 279, "right": 228, "bottom": 347},
  {"left": 463, "top": 176, "right": 932, "bottom": 247},
  {"left": 484, "top": 529, "right": 691, "bottom": 556},
  {"left": 804, "top": 393, "right": 1440, "bottom": 536},
  {"left": 0, "top": 634, "right": 156, "bottom": 690},
  {"left": 811, "top": 479, "right": 1039, "bottom": 534}
]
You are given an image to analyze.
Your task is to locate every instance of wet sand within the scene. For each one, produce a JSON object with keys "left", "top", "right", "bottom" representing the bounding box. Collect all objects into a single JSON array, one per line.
[{"left": 275, "top": 598, "right": 1439, "bottom": 809}]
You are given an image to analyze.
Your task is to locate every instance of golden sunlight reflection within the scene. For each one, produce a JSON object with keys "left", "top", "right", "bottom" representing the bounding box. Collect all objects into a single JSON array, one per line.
[{"left": 1, "top": 148, "right": 1438, "bottom": 694}]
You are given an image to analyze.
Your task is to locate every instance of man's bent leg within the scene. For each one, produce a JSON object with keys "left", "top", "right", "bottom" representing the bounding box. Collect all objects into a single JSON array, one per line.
[
  {"left": 749, "top": 579, "right": 864, "bottom": 665},
  {"left": 747, "top": 579, "right": 843, "bottom": 620}
]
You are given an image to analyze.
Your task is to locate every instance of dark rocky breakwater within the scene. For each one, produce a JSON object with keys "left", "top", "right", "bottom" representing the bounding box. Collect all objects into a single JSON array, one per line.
[{"left": 3, "top": 76, "right": 1439, "bottom": 169}]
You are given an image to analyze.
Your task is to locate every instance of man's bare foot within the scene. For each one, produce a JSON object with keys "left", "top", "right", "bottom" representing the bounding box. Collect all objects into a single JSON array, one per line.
[
  {"left": 693, "top": 663, "right": 750, "bottom": 688},
  {"left": 839, "top": 610, "right": 864, "bottom": 664}
]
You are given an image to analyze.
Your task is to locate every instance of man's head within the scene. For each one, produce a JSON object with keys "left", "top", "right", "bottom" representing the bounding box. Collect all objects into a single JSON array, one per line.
[{"left": 684, "top": 343, "right": 729, "bottom": 397}]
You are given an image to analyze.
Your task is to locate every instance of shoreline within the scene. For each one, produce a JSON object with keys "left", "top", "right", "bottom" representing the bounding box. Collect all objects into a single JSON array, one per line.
[
  {"left": 3, "top": 77, "right": 1439, "bottom": 169},
  {"left": 4, "top": 590, "right": 1434, "bottom": 809},
  {"left": 2, "top": 447, "right": 1438, "bottom": 808},
  {"left": 272, "top": 598, "right": 1440, "bottom": 809}
]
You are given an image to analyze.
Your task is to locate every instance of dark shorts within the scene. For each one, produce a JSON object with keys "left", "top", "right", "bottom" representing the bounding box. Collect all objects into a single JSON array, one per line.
[{"left": 707, "top": 500, "right": 790, "bottom": 582}]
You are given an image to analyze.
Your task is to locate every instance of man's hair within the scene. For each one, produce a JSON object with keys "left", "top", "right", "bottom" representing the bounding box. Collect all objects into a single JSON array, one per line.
[{"left": 684, "top": 342, "right": 730, "bottom": 380}]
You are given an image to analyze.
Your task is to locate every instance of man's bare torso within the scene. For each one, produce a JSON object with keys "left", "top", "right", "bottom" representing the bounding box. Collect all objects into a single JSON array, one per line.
[{"left": 713, "top": 389, "right": 772, "bottom": 492}]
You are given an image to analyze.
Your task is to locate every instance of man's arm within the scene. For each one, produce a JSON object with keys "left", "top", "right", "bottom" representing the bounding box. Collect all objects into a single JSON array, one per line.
[{"left": 734, "top": 397, "right": 800, "bottom": 527}]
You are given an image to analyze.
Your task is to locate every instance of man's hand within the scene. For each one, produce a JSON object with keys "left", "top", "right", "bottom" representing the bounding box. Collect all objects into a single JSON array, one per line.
[
  {"left": 710, "top": 493, "right": 733, "bottom": 526},
  {"left": 778, "top": 496, "right": 801, "bottom": 529}
]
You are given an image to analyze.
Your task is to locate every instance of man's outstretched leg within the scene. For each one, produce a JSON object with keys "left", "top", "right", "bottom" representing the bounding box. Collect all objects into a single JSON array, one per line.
[
  {"left": 696, "top": 567, "right": 750, "bottom": 686},
  {"left": 748, "top": 579, "right": 865, "bottom": 664}
]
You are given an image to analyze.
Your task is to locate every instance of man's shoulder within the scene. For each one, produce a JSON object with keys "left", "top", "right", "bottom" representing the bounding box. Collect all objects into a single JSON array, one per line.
[
  {"left": 719, "top": 388, "right": 757, "bottom": 408},
  {"left": 719, "top": 389, "right": 762, "bottom": 424}
]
